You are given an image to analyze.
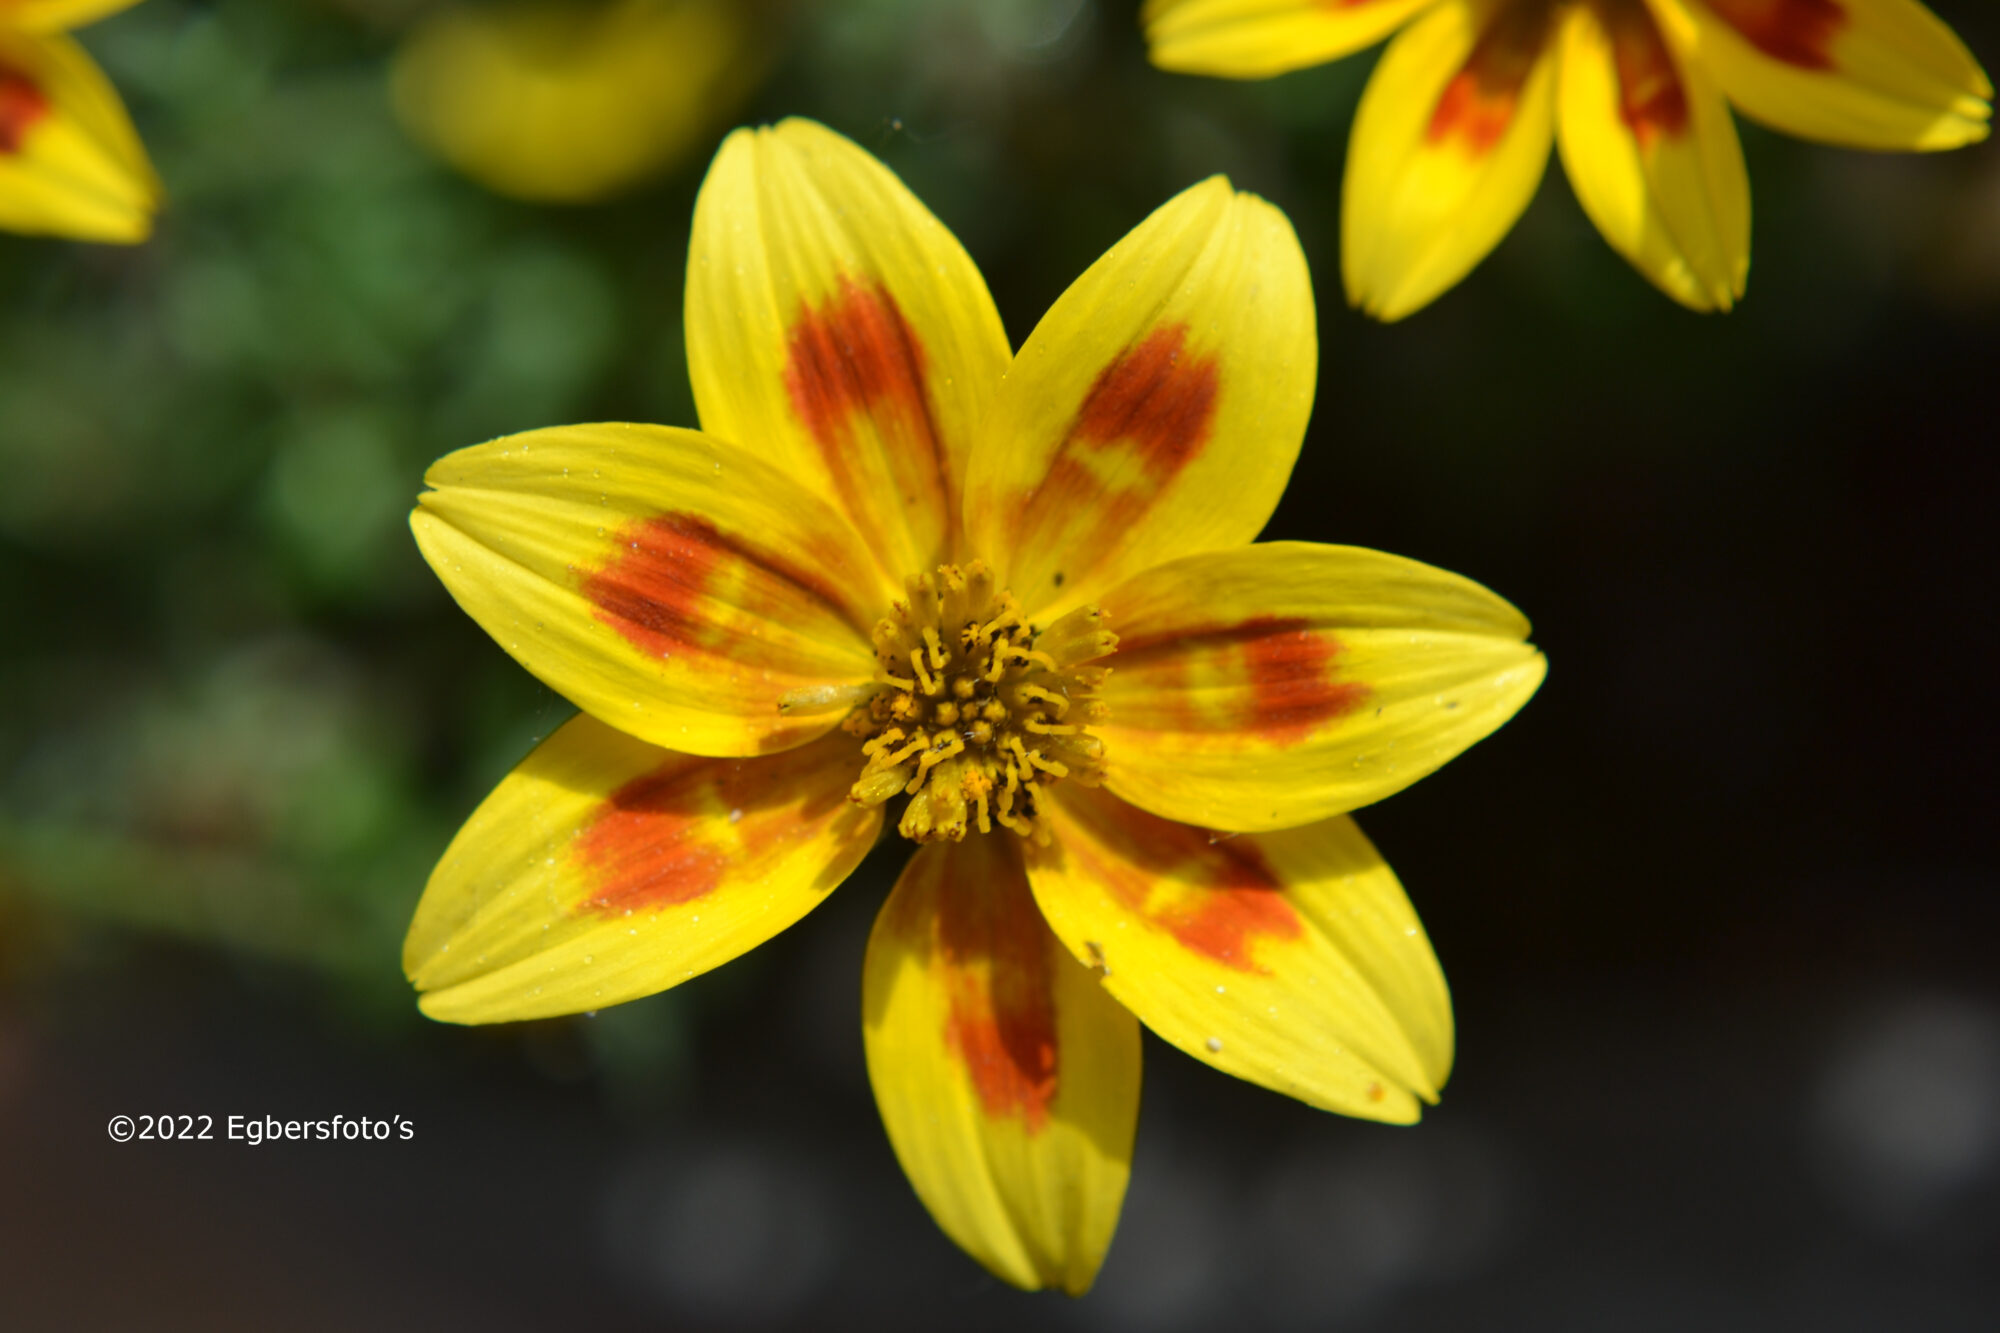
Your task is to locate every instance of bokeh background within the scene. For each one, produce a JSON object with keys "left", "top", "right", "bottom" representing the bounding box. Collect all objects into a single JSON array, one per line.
[{"left": 4, "top": 0, "right": 1997, "bottom": 1327}]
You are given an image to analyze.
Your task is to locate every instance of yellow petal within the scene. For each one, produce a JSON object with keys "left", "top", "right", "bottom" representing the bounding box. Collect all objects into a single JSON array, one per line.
[
  {"left": 685, "top": 118, "right": 1012, "bottom": 582},
  {"left": 962, "top": 177, "right": 1315, "bottom": 622},
  {"left": 0, "top": 29, "right": 158, "bottom": 243},
  {"left": 1030, "top": 786, "right": 1451, "bottom": 1122},
  {"left": 1342, "top": 0, "right": 1560, "bottom": 320},
  {"left": 1555, "top": 0, "right": 1749, "bottom": 311},
  {"left": 1095, "top": 542, "right": 1545, "bottom": 832},
  {"left": 1667, "top": 0, "right": 1990, "bottom": 149},
  {"left": 412, "top": 424, "right": 888, "bottom": 759},
  {"left": 863, "top": 836, "right": 1139, "bottom": 1294},
  {"left": 3, "top": 1, "right": 142, "bottom": 34},
  {"left": 1143, "top": 0, "right": 1437, "bottom": 78},
  {"left": 407, "top": 713, "right": 879, "bottom": 1024}
]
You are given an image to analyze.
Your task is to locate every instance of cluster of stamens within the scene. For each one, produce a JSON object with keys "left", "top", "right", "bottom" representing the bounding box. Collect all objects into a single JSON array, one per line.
[{"left": 842, "top": 561, "right": 1116, "bottom": 843}]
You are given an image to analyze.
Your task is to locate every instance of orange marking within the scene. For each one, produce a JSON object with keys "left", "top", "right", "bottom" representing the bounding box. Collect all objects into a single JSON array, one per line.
[
  {"left": 571, "top": 747, "right": 847, "bottom": 916},
  {"left": 1705, "top": 0, "right": 1843, "bottom": 71},
  {"left": 1115, "top": 616, "right": 1370, "bottom": 743},
  {"left": 1600, "top": 1, "right": 1689, "bottom": 148},
  {"left": 936, "top": 872, "right": 1059, "bottom": 1133},
  {"left": 1018, "top": 325, "right": 1222, "bottom": 588},
  {"left": 582, "top": 514, "right": 725, "bottom": 659},
  {"left": 0, "top": 68, "right": 48, "bottom": 156},
  {"left": 1426, "top": 2, "right": 1554, "bottom": 156},
  {"left": 572, "top": 762, "right": 731, "bottom": 915},
  {"left": 783, "top": 277, "right": 944, "bottom": 535},
  {"left": 1242, "top": 617, "right": 1371, "bottom": 743},
  {"left": 1071, "top": 805, "right": 1304, "bottom": 974},
  {"left": 1074, "top": 324, "right": 1221, "bottom": 475},
  {"left": 581, "top": 512, "right": 859, "bottom": 661}
]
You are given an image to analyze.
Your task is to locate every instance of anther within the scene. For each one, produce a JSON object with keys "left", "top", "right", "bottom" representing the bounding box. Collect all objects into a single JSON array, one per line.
[{"left": 844, "top": 559, "right": 1115, "bottom": 843}]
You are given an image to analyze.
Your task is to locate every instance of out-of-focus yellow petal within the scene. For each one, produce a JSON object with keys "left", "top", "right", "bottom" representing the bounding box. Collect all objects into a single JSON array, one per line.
[
  {"left": 411, "top": 424, "right": 888, "bottom": 759},
  {"left": 1556, "top": 0, "right": 1749, "bottom": 311},
  {"left": 0, "top": 29, "right": 158, "bottom": 243},
  {"left": 2, "top": 1, "right": 141, "bottom": 34},
  {"left": 407, "top": 714, "right": 879, "bottom": 1024},
  {"left": 863, "top": 836, "right": 1138, "bottom": 1294},
  {"left": 685, "top": 118, "right": 1012, "bottom": 583},
  {"left": 1144, "top": 0, "right": 1437, "bottom": 78},
  {"left": 1343, "top": 0, "right": 1560, "bottom": 320},
  {"left": 962, "top": 178, "right": 1314, "bottom": 622},
  {"left": 1094, "top": 542, "right": 1545, "bottom": 832},
  {"left": 1666, "top": 0, "right": 1990, "bottom": 149},
  {"left": 1030, "top": 786, "right": 1451, "bottom": 1122},
  {"left": 391, "top": 0, "right": 763, "bottom": 204}
]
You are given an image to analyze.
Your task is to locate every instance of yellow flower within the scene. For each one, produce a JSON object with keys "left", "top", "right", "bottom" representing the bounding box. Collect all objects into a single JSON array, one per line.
[
  {"left": 390, "top": 0, "right": 765, "bottom": 204},
  {"left": 1146, "top": 0, "right": 1992, "bottom": 318},
  {"left": 0, "top": 0, "right": 160, "bottom": 243},
  {"left": 405, "top": 118, "right": 1545, "bottom": 1292}
]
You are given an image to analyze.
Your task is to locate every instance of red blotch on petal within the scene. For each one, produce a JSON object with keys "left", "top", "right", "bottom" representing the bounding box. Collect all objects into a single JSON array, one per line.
[
  {"left": 1115, "top": 616, "right": 1370, "bottom": 743},
  {"left": 1242, "top": 616, "right": 1371, "bottom": 743},
  {"left": 1015, "top": 324, "right": 1222, "bottom": 589},
  {"left": 1705, "top": 0, "right": 1844, "bottom": 71},
  {"left": 581, "top": 514, "right": 725, "bottom": 660},
  {"left": 581, "top": 512, "right": 859, "bottom": 661},
  {"left": 936, "top": 873, "right": 1060, "bottom": 1133},
  {"left": 571, "top": 764, "right": 730, "bottom": 915},
  {"left": 784, "top": 278, "right": 932, "bottom": 446},
  {"left": 1074, "top": 324, "right": 1221, "bottom": 478},
  {"left": 572, "top": 747, "right": 853, "bottom": 917},
  {"left": 1605, "top": 2, "right": 1690, "bottom": 148},
  {"left": 1073, "top": 807, "right": 1305, "bottom": 974},
  {"left": 0, "top": 68, "right": 50, "bottom": 156},
  {"left": 782, "top": 277, "right": 946, "bottom": 534},
  {"left": 1426, "top": 2, "right": 1554, "bottom": 155}
]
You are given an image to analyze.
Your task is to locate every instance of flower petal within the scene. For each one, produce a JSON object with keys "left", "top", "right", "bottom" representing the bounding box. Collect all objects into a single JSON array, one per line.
[
  {"left": 407, "top": 713, "right": 879, "bottom": 1024},
  {"left": 1669, "top": 0, "right": 1990, "bottom": 150},
  {"left": 1095, "top": 542, "right": 1545, "bottom": 832},
  {"left": 685, "top": 118, "right": 1012, "bottom": 581},
  {"left": 962, "top": 177, "right": 1315, "bottom": 621},
  {"left": 1342, "top": 0, "right": 1560, "bottom": 320},
  {"left": 412, "top": 424, "right": 886, "bottom": 759},
  {"left": 5, "top": 1, "right": 142, "bottom": 34},
  {"left": 1143, "top": 0, "right": 1436, "bottom": 78},
  {"left": 0, "top": 29, "right": 158, "bottom": 243},
  {"left": 1556, "top": 0, "right": 1749, "bottom": 311},
  {"left": 863, "top": 836, "right": 1139, "bottom": 1294},
  {"left": 1030, "top": 786, "right": 1451, "bottom": 1122}
]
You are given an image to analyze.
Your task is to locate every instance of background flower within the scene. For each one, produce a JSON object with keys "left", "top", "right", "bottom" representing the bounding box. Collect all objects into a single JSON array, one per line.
[
  {"left": 390, "top": 0, "right": 771, "bottom": 203},
  {"left": 1146, "top": 0, "right": 1992, "bottom": 317},
  {"left": 0, "top": 0, "right": 160, "bottom": 241}
]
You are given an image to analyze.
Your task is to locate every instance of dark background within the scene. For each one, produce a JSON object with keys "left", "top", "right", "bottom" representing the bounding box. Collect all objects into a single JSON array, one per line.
[{"left": 2, "top": 1, "right": 1995, "bottom": 1328}]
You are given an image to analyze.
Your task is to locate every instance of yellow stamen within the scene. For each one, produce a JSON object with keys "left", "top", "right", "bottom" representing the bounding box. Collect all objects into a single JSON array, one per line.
[{"left": 843, "top": 559, "right": 1116, "bottom": 843}]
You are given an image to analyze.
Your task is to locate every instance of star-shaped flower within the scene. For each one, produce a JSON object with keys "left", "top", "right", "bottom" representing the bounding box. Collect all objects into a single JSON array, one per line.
[{"left": 405, "top": 118, "right": 1545, "bottom": 1291}]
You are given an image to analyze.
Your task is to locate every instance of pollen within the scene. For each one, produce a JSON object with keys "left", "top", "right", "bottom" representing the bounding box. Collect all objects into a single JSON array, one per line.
[{"left": 845, "top": 560, "right": 1117, "bottom": 843}]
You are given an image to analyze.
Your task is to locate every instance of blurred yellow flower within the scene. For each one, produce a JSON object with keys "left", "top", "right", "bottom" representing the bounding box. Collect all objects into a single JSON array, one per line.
[
  {"left": 403, "top": 118, "right": 1545, "bottom": 1291},
  {"left": 1146, "top": 0, "right": 1992, "bottom": 318},
  {"left": 390, "top": 0, "right": 766, "bottom": 203},
  {"left": 0, "top": 0, "right": 160, "bottom": 243}
]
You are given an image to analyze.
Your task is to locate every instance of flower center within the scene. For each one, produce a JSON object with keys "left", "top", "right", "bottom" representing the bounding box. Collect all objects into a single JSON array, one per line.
[{"left": 844, "top": 560, "right": 1116, "bottom": 843}]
